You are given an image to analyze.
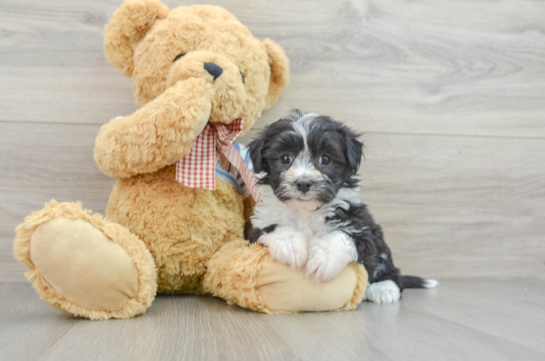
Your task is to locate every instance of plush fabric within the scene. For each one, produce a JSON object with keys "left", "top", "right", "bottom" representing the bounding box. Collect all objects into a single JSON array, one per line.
[
  {"left": 203, "top": 241, "right": 271, "bottom": 312},
  {"left": 262, "top": 39, "right": 290, "bottom": 110},
  {"left": 256, "top": 261, "right": 364, "bottom": 312},
  {"left": 104, "top": 0, "right": 169, "bottom": 77},
  {"left": 31, "top": 217, "right": 139, "bottom": 311},
  {"left": 203, "top": 241, "right": 368, "bottom": 313},
  {"left": 13, "top": 201, "right": 157, "bottom": 320},
  {"left": 105, "top": 166, "right": 245, "bottom": 295},
  {"left": 94, "top": 78, "right": 214, "bottom": 179},
  {"left": 13, "top": 0, "right": 366, "bottom": 319},
  {"left": 96, "top": 0, "right": 290, "bottom": 297}
]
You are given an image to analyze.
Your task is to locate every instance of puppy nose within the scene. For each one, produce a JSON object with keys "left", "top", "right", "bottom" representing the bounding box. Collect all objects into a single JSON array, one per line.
[
  {"left": 296, "top": 180, "right": 313, "bottom": 193},
  {"left": 204, "top": 62, "right": 223, "bottom": 80}
]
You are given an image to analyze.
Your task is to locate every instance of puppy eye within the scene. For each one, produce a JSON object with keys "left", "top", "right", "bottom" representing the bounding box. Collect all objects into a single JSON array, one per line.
[
  {"left": 280, "top": 154, "right": 293, "bottom": 165},
  {"left": 174, "top": 54, "right": 185, "bottom": 62},
  {"left": 240, "top": 72, "right": 244, "bottom": 83},
  {"left": 319, "top": 155, "right": 331, "bottom": 165}
]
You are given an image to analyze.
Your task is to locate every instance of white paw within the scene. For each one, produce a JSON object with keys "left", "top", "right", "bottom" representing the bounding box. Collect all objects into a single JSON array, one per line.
[
  {"left": 305, "top": 232, "right": 357, "bottom": 283},
  {"left": 259, "top": 228, "right": 308, "bottom": 268},
  {"left": 305, "top": 245, "right": 342, "bottom": 282},
  {"left": 365, "top": 280, "right": 401, "bottom": 304},
  {"left": 304, "top": 246, "right": 349, "bottom": 283}
]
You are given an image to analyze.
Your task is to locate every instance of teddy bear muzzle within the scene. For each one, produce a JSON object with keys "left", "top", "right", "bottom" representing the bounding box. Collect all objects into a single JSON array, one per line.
[{"left": 167, "top": 50, "right": 247, "bottom": 124}]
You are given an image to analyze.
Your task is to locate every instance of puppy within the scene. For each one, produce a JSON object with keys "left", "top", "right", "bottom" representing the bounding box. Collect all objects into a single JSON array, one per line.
[{"left": 246, "top": 110, "right": 437, "bottom": 303}]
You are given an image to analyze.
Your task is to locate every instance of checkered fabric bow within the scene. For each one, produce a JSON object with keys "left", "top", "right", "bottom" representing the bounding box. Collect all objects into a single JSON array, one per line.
[{"left": 175, "top": 118, "right": 261, "bottom": 203}]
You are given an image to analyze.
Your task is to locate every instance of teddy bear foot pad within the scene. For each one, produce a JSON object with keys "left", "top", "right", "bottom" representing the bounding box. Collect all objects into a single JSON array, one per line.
[{"left": 14, "top": 201, "right": 157, "bottom": 320}]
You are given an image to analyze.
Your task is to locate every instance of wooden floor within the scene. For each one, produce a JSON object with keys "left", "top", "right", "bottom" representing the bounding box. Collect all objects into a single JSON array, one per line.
[
  {"left": 1, "top": 0, "right": 545, "bottom": 359},
  {"left": 1, "top": 280, "right": 544, "bottom": 361}
]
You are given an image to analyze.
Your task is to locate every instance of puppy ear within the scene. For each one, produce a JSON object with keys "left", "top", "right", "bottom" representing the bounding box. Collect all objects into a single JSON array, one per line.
[
  {"left": 262, "top": 39, "right": 290, "bottom": 109},
  {"left": 248, "top": 135, "right": 266, "bottom": 174},
  {"left": 345, "top": 130, "right": 363, "bottom": 174},
  {"left": 288, "top": 108, "right": 304, "bottom": 120},
  {"left": 104, "top": 0, "right": 169, "bottom": 77}
]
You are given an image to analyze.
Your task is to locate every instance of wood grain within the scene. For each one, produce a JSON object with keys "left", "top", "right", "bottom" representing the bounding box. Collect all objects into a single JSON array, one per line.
[
  {"left": 1, "top": 122, "right": 544, "bottom": 281},
  {"left": 1, "top": 0, "right": 545, "bottom": 282},
  {"left": 1, "top": 0, "right": 545, "bottom": 359},
  {"left": 0, "top": 0, "right": 544, "bottom": 137},
  {"left": 1, "top": 281, "right": 544, "bottom": 361},
  {"left": 357, "top": 132, "right": 545, "bottom": 280}
]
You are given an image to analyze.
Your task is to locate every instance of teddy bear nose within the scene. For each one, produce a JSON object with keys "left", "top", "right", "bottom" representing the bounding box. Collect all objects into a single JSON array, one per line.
[{"left": 204, "top": 62, "right": 223, "bottom": 80}]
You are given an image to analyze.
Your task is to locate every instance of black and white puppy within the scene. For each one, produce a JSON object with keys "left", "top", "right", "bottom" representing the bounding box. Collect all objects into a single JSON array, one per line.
[{"left": 246, "top": 110, "right": 437, "bottom": 303}]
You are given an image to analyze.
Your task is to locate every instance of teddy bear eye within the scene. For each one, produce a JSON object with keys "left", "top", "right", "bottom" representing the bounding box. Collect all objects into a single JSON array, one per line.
[
  {"left": 174, "top": 54, "right": 185, "bottom": 62},
  {"left": 240, "top": 72, "right": 244, "bottom": 83}
]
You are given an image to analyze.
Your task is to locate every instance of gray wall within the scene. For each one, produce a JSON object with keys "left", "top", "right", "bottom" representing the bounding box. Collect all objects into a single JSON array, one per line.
[{"left": 1, "top": 0, "right": 544, "bottom": 282}]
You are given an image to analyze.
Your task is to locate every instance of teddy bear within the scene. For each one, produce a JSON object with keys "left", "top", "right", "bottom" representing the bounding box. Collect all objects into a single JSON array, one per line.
[{"left": 13, "top": 0, "right": 367, "bottom": 320}]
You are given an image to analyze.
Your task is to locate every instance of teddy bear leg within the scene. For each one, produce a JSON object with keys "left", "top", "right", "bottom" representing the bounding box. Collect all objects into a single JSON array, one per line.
[
  {"left": 13, "top": 200, "right": 157, "bottom": 320},
  {"left": 203, "top": 241, "right": 368, "bottom": 313}
]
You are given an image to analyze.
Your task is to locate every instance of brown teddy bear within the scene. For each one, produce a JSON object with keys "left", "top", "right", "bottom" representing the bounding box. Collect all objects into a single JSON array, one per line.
[{"left": 13, "top": 0, "right": 367, "bottom": 320}]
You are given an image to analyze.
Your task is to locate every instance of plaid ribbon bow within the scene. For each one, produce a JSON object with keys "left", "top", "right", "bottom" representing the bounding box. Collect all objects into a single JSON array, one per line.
[{"left": 175, "top": 118, "right": 261, "bottom": 203}]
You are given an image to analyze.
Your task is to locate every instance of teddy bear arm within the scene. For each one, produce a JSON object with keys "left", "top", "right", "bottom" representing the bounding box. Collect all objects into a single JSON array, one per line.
[{"left": 94, "top": 78, "right": 214, "bottom": 178}]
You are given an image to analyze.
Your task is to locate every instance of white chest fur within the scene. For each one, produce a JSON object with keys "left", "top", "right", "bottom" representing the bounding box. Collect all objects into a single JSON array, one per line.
[
  {"left": 252, "top": 185, "right": 362, "bottom": 282},
  {"left": 252, "top": 185, "right": 361, "bottom": 238}
]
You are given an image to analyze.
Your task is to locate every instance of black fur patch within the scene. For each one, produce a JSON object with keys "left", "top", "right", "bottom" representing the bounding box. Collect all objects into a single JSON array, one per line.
[
  {"left": 248, "top": 111, "right": 362, "bottom": 204},
  {"left": 248, "top": 110, "right": 428, "bottom": 291},
  {"left": 326, "top": 201, "right": 426, "bottom": 290},
  {"left": 246, "top": 224, "right": 278, "bottom": 244}
]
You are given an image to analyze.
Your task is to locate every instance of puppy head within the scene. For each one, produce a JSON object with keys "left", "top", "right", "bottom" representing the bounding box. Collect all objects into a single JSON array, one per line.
[{"left": 249, "top": 110, "right": 363, "bottom": 211}]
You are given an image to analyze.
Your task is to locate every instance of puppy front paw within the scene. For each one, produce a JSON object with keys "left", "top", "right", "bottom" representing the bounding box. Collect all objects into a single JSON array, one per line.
[
  {"left": 305, "top": 244, "right": 347, "bottom": 283},
  {"left": 305, "top": 232, "right": 357, "bottom": 283},
  {"left": 365, "top": 280, "right": 401, "bottom": 304},
  {"left": 259, "top": 228, "right": 308, "bottom": 269}
]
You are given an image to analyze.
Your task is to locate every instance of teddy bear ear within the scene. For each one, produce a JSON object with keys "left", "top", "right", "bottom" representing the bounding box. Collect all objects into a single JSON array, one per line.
[
  {"left": 104, "top": 0, "right": 169, "bottom": 77},
  {"left": 262, "top": 39, "right": 290, "bottom": 109}
]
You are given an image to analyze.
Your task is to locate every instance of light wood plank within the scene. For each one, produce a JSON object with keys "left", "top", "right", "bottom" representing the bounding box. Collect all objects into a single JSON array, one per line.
[
  {"left": 0, "top": 122, "right": 113, "bottom": 235},
  {"left": 353, "top": 132, "right": 545, "bottom": 280},
  {"left": 1, "top": 0, "right": 544, "bottom": 137},
  {"left": 245, "top": 128, "right": 545, "bottom": 280},
  {"left": 1, "top": 0, "right": 544, "bottom": 358},
  {"left": 0, "top": 122, "right": 114, "bottom": 281},
  {"left": 1, "top": 281, "right": 544, "bottom": 361},
  {"left": 0, "top": 239, "right": 26, "bottom": 282},
  {"left": 1, "top": 122, "right": 544, "bottom": 282}
]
